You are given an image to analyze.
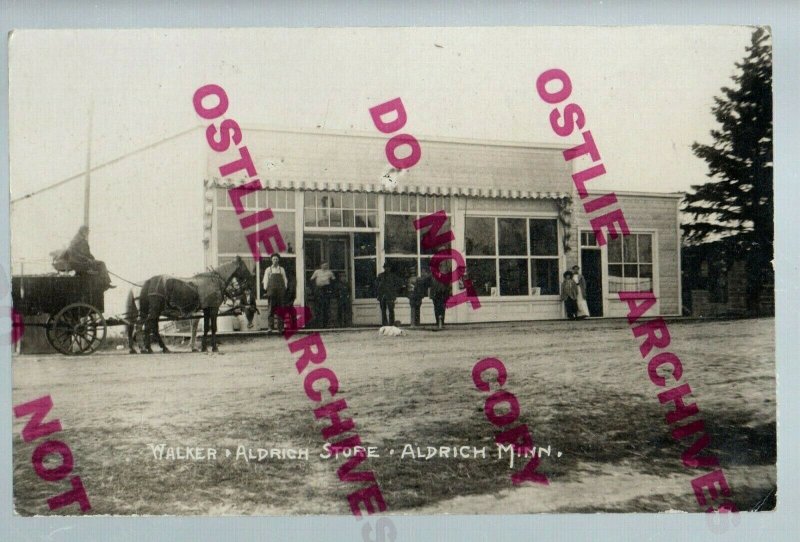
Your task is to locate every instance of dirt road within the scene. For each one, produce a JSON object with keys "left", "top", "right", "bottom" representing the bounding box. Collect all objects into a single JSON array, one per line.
[{"left": 12, "top": 317, "right": 776, "bottom": 515}]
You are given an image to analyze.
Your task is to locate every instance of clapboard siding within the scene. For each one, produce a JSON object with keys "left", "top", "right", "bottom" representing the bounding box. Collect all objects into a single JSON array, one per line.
[{"left": 572, "top": 193, "right": 681, "bottom": 316}]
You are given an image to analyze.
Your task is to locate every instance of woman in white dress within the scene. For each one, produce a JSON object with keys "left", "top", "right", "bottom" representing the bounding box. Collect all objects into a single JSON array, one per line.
[{"left": 572, "top": 265, "right": 590, "bottom": 319}]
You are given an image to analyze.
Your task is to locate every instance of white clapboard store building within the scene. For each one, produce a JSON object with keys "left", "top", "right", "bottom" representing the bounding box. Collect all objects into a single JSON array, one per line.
[{"left": 203, "top": 128, "right": 683, "bottom": 327}]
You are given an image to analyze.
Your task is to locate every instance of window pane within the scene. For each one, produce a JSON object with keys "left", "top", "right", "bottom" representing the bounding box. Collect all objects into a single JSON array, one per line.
[
  {"left": 421, "top": 216, "right": 451, "bottom": 255},
  {"left": 607, "top": 237, "right": 622, "bottom": 263},
  {"left": 343, "top": 209, "right": 355, "bottom": 228},
  {"left": 624, "top": 235, "right": 638, "bottom": 263},
  {"left": 217, "top": 188, "right": 229, "bottom": 207},
  {"left": 608, "top": 264, "right": 624, "bottom": 293},
  {"left": 342, "top": 192, "right": 354, "bottom": 209},
  {"left": 465, "top": 217, "right": 496, "bottom": 256},
  {"left": 624, "top": 264, "right": 638, "bottom": 278},
  {"left": 581, "top": 231, "right": 597, "bottom": 247},
  {"left": 367, "top": 212, "right": 377, "bottom": 228},
  {"left": 286, "top": 191, "right": 295, "bottom": 208},
  {"left": 408, "top": 195, "right": 418, "bottom": 212},
  {"left": 531, "top": 259, "right": 559, "bottom": 295},
  {"left": 218, "top": 210, "right": 252, "bottom": 253},
  {"left": 355, "top": 193, "right": 367, "bottom": 210},
  {"left": 273, "top": 212, "right": 296, "bottom": 254},
  {"left": 367, "top": 194, "right": 377, "bottom": 210},
  {"left": 355, "top": 258, "right": 377, "bottom": 299},
  {"left": 275, "top": 190, "right": 286, "bottom": 209},
  {"left": 639, "top": 264, "right": 654, "bottom": 292},
  {"left": 499, "top": 258, "right": 528, "bottom": 295},
  {"left": 400, "top": 194, "right": 410, "bottom": 212},
  {"left": 385, "top": 215, "right": 417, "bottom": 254},
  {"left": 638, "top": 234, "right": 653, "bottom": 263},
  {"left": 355, "top": 211, "right": 368, "bottom": 228},
  {"left": 466, "top": 258, "right": 497, "bottom": 297},
  {"left": 354, "top": 233, "right": 377, "bottom": 257},
  {"left": 530, "top": 219, "right": 558, "bottom": 256},
  {"left": 330, "top": 209, "right": 343, "bottom": 227},
  {"left": 304, "top": 207, "right": 317, "bottom": 227},
  {"left": 317, "top": 205, "right": 330, "bottom": 227},
  {"left": 499, "top": 218, "right": 527, "bottom": 256},
  {"left": 304, "top": 191, "right": 316, "bottom": 207}
]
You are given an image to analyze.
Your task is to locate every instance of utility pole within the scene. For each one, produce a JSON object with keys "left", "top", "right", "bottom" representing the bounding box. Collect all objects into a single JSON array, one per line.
[{"left": 83, "top": 103, "right": 93, "bottom": 227}]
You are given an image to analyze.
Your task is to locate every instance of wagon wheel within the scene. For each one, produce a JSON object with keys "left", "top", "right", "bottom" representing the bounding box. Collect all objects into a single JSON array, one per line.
[{"left": 49, "top": 303, "right": 107, "bottom": 355}]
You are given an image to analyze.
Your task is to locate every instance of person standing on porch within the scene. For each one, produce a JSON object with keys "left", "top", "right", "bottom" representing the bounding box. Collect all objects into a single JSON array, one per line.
[
  {"left": 262, "top": 253, "right": 287, "bottom": 331},
  {"left": 430, "top": 276, "right": 450, "bottom": 330},
  {"left": 310, "top": 262, "right": 335, "bottom": 328},
  {"left": 561, "top": 270, "right": 579, "bottom": 320},
  {"left": 572, "top": 265, "right": 590, "bottom": 319},
  {"left": 408, "top": 267, "right": 432, "bottom": 328},
  {"left": 335, "top": 271, "right": 351, "bottom": 327},
  {"left": 376, "top": 262, "right": 401, "bottom": 326}
]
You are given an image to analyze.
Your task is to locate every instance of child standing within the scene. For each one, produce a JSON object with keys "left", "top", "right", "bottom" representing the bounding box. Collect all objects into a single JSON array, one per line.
[{"left": 560, "top": 270, "right": 579, "bottom": 320}]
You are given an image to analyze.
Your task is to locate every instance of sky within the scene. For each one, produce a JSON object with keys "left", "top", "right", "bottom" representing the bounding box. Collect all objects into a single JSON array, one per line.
[{"left": 7, "top": 25, "right": 760, "bottom": 291}]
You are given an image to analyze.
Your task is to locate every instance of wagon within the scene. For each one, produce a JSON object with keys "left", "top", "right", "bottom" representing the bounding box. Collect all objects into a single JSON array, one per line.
[
  {"left": 12, "top": 272, "right": 252, "bottom": 356},
  {"left": 12, "top": 273, "right": 109, "bottom": 355}
]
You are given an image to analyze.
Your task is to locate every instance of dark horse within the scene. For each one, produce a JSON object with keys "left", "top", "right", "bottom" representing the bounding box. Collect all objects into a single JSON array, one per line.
[{"left": 125, "top": 256, "right": 256, "bottom": 353}]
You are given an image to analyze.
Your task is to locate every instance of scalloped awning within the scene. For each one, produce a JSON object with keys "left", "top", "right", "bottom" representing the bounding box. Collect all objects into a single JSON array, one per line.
[{"left": 208, "top": 178, "right": 570, "bottom": 200}]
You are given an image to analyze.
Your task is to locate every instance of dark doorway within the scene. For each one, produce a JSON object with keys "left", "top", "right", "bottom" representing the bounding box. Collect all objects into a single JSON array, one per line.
[
  {"left": 581, "top": 249, "right": 603, "bottom": 317},
  {"left": 304, "top": 235, "right": 351, "bottom": 327}
]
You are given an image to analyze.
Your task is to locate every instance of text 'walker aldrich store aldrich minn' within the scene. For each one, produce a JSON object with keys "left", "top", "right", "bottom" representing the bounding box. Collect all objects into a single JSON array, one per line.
[{"left": 192, "top": 125, "right": 683, "bottom": 329}]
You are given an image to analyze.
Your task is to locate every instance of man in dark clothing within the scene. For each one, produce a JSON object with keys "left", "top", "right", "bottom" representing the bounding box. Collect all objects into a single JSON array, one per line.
[
  {"left": 63, "top": 225, "right": 114, "bottom": 289},
  {"left": 430, "top": 278, "right": 450, "bottom": 330},
  {"left": 560, "top": 270, "right": 579, "bottom": 320},
  {"left": 376, "top": 262, "right": 402, "bottom": 326},
  {"left": 408, "top": 268, "right": 432, "bottom": 327},
  {"left": 335, "top": 271, "right": 351, "bottom": 327}
]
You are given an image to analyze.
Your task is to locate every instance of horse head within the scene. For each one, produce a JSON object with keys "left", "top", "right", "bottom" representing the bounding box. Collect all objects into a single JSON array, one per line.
[{"left": 220, "top": 256, "right": 259, "bottom": 328}]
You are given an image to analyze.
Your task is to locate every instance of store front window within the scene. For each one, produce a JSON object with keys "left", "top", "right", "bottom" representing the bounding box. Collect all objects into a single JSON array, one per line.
[
  {"left": 384, "top": 194, "right": 452, "bottom": 294},
  {"left": 465, "top": 216, "right": 560, "bottom": 296}
]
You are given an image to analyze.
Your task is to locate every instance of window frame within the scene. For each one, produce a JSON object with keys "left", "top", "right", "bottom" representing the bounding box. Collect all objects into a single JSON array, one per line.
[
  {"left": 604, "top": 230, "right": 658, "bottom": 297},
  {"left": 464, "top": 212, "right": 562, "bottom": 299},
  {"left": 303, "top": 190, "right": 379, "bottom": 232},
  {"left": 384, "top": 194, "right": 453, "bottom": 298}
]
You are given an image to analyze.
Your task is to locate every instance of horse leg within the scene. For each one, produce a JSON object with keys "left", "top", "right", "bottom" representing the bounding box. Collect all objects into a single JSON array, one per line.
[
  {"left": 210, "top": 307, "right": 219, "bottom": 352},
  {"left": 150, "top": 299, "right": 170, "bottom": 353},
  {"left": 126, "top": 291, "right": 139, "bottom": 354},
  {"left": 190, "top": 317, "right": 200, "bottom": 352},
  {"left": 142, "top": 315, "right": 154, "bottom": 354},
  {"left": 127, "top": 321, "right": 137, "bottom": 354},
  {"left": 201, "top": 309, "right": 209, "bottom": 352}
]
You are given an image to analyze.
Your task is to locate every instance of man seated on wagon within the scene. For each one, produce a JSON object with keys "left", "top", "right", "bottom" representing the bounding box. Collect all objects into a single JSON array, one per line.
[{"left": 61, "top": 225, "right": 115, "bottom": 289}]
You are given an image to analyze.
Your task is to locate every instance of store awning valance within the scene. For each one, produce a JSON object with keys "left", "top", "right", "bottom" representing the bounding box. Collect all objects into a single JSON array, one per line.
[{"left": 207, "top": 178, "right": 570, "bottom": 201}]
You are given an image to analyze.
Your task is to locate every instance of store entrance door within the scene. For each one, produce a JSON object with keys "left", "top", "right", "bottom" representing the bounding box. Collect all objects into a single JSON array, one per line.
[
  {"left": 304, "top": 235, "right": 351, "bottom": 327},
  {"left": 581, "top": 249, "right": 604, "bottom": 317}
]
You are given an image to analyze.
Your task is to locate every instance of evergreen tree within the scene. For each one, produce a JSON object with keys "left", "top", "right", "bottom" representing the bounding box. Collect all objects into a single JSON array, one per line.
[{"left": 684, "top": 28, "right": 773, "bottom": 315}]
